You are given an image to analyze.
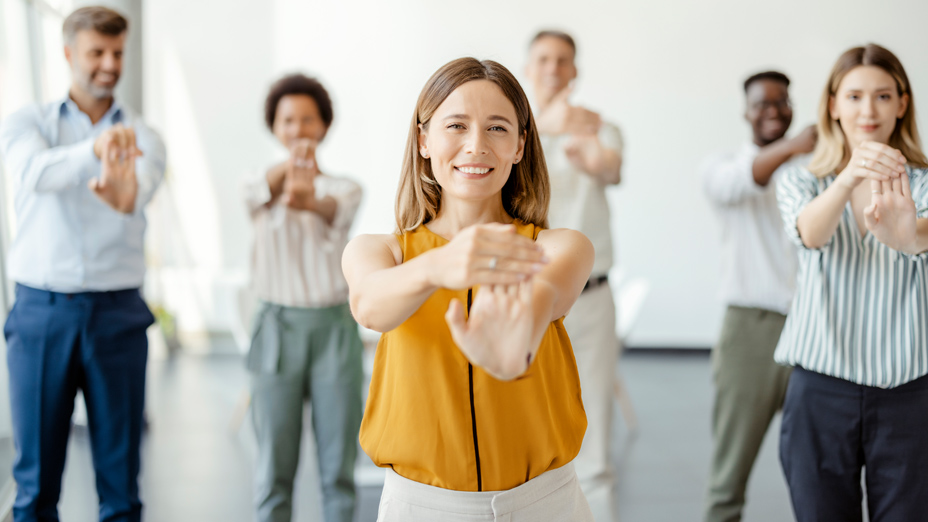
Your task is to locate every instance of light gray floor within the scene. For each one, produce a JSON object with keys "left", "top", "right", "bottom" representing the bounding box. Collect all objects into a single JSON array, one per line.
[{"left": 55, "top": 342, "right": 795, "bottom": 522}]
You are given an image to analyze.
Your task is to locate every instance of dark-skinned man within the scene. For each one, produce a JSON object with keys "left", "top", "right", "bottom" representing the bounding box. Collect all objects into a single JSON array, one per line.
[{"left": 701, "top": 71, "right": 817, "bottom": 522}]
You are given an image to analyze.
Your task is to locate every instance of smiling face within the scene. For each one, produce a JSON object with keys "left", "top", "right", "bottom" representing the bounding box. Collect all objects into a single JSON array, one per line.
[
  {"left": 272, "top": 94, "right": 328, "bottom": 148},
  {"left": 745, "top": 79, "right": 792, "bottom": 146},
  {"left": 830, "top": 65, "right": 909, "bottom": 149},
  {"left": 65, "top": 29, "right": 125, "bottom": 100},
  {"left": 418, "top": 80, "right": 526, "bottom": 203},
  {"left": 525, "top": 36, "right": 577, "bottom": 106}
]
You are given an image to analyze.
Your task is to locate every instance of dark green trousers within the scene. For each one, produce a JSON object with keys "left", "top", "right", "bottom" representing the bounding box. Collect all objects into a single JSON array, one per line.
[{"left": 704, "top": 306, "right": 791, "bottom": 522}]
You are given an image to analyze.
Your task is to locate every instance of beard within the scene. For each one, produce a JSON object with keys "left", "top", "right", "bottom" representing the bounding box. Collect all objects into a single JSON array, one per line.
[{"left": 73, "top": 66, "right": 119, "bottom": 100}]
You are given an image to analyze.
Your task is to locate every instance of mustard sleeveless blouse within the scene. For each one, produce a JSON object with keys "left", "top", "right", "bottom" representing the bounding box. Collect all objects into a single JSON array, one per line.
[{"left": 359, "top": 219, "right": 587, "bottom": 492}]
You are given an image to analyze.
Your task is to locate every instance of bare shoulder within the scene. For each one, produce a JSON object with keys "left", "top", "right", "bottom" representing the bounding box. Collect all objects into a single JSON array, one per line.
[
  {"left": 536, "top": 228, "right": 594, "bottom": 259},
  {"left": 345, "top": 233, "right": 403, "bottom": 267}
]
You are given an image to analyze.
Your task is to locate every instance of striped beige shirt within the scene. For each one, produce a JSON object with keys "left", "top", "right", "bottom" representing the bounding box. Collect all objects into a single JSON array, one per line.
[{"left": 244, "top": 170, "right": 362, "bottom": 308}]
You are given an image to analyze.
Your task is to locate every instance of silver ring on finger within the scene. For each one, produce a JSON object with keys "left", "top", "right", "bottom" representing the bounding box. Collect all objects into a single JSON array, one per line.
[
  {"left": 860, "top": 159, "right": 868, "bottom": 168},
  {"left": 872, "top": 189, "right": 882, "bottom": 194},
  {"left": 488, "top": 256, "right": 498, "bottom": 270}
]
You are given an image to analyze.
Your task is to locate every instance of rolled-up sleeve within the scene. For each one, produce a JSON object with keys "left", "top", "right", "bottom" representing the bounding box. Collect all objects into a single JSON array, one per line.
[
  {"left": 902, "top": 167, "right": 928, "bottom": 261},
  {"left": 0, "top": 107, "right": 98, "bottom": 193},
  {"left": 776, "top": 165, "right": 831, "bottom": 250},
  {"left": 702, "top": 149, "right": 766, "bottom": 206},
  {"left": 325, "top": 177, "right": 362, "bottom": 233},
  {"left": 599, "top": 123, "right": 623, "bottom": 156},
  {"left": 243, "top": 169, "right": 274, "bottom": 218}
]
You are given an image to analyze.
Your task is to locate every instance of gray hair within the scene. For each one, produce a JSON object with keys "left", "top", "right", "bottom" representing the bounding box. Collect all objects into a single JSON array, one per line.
[{"left": 62, "top": 6, "right": 128, "bottom": 45}]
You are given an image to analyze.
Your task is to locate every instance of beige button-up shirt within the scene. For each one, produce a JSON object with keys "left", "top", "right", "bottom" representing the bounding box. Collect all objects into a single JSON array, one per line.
[{"left": 244, "top": 169, "right": 362, "bottom": 308}]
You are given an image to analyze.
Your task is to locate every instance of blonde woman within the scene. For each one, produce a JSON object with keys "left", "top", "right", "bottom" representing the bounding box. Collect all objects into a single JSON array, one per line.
[
  {"left": 775, "top": 44, "right": 928, "bottom": 521},
  {"left": 342, "top": 58, "right": 594, "bottom": 521}
]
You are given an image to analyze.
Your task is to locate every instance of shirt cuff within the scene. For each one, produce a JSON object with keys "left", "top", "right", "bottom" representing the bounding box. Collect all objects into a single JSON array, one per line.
[{"left": 243, "top": 173, "right": 274, "bottom": 212}]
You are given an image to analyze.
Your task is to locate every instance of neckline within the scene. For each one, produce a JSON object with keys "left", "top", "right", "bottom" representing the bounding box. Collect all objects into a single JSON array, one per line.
[{"left": 421, "top": 218, "right": 522, "bottom": 243}]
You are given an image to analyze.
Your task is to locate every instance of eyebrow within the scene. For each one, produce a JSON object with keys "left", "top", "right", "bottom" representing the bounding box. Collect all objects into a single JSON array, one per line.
[
  {"left": 844, "top": 86, "right": 896, "bottom": 93},
  {"left": 443, "top": 114, "right": 514, "bottom": 125}
]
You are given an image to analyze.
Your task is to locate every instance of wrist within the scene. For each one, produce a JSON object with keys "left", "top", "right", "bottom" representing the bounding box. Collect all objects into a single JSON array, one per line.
[
  {"left": 416, "top": 249, "right": 441, "bottom": 290},
  {"left": 834, "top": 170, "right": 859, "bottom": 190}
]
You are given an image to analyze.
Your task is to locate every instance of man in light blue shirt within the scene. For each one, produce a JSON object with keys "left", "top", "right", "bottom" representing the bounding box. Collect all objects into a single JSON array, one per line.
[{"left": 0, "top": 6, "right": 164, "bottom": 521}]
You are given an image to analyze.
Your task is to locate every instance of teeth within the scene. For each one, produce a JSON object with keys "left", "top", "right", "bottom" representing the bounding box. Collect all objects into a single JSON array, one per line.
[{"left": 458, "top": 167, "right": 490, "bottom": 174}]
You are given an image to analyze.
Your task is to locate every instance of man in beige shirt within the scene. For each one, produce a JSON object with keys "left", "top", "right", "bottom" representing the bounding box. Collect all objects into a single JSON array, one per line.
[{"left": 526, "top": 30, "right": 624, "bottom": 522}]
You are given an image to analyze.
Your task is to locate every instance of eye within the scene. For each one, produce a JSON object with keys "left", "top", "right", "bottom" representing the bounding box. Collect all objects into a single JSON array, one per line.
[
  {"left": 489, "top": 125, "right": 507, "bottom": 132},
  {"left": 848, "top": 94, "right": 860, "bottom": 101},
  {"left": 446, "top": 123, "right": 465, "bottom": 130},
  {"left": 878, "top": 94, "right": 892, "bottom": 101}
]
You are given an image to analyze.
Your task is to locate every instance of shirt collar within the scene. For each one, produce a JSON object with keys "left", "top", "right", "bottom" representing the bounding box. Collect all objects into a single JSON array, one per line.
[{"left": 58, "top": 93, "right": 124, "bottom": 125}]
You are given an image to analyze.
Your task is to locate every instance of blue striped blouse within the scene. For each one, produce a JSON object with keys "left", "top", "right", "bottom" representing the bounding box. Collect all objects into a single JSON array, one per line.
[{"left": 775, "top": 165, "right": 928, "bottom": 388}]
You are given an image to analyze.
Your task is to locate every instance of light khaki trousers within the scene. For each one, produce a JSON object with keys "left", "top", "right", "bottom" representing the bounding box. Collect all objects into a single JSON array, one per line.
[
  {"left": 376, "top": 462, "right": 593, "bottom": 522},
  {"left": 563, "top": 283, "right": 619, "bottom": 522},
  {"left": 704, "top": 305, "right": 791, "bottom": 522}
]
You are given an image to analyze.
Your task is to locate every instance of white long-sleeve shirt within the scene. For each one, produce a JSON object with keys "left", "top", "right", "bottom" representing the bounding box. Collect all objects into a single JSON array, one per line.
[
  {"left": 0, "top": 95, "right": 166, "bottom": 292},
  {"left": 702, "top": 142, "right": 797, "bottom": 314}
]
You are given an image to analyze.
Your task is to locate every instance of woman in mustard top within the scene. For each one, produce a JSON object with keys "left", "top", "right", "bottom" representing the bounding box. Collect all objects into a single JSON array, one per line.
[{"left": 342, "top": 58, "right": 594, "bottom": 521}]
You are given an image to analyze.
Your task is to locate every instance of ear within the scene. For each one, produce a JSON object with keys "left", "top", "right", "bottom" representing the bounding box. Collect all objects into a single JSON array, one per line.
[
  {"left": 898, "top": 93, "right": 910, "bottom": 119},
  {"left": 417, "top": 123, "right": 429, "bottom": 158},
  {"left": 569, "top": 63, "right": 578, "bottom": 82},
  {"left": 829, "top": 95, "right": 839, "bottom": 120},
  {"left": 514, "top": 130, "right": 526, "bottom": 164},
  {"left": 64, "top": 44, "right": 73, "bottom": 66}
]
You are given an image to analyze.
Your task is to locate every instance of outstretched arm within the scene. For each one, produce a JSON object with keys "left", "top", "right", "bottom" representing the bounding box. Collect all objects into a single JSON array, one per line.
[
  {"left": 797, "top": 141, "right": 905, "bottom": 248},
  {"left": 445, "top": 228, "right": 593, "bottom": 380},
  {"left": 342, "top": 223, "right": 548, "bottom": 333}
]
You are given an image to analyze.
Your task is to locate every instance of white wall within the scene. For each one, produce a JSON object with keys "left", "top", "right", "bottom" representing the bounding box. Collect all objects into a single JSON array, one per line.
[{"left": 143, "top": 0, "right": 928, "bottom": 346}]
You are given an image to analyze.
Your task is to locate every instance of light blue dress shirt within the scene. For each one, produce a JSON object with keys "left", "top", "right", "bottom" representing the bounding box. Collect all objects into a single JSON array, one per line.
[{"left": 0, "top": 95, "right": 166, "bottom": 292}]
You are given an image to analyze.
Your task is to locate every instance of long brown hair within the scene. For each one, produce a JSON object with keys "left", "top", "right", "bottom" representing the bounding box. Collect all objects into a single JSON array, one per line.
[
  {"left": 808, "top": 44, "right": 928, "bottom": 177},
  {"left": 395, "top": 57, "right": 549, "bottom": 231}
]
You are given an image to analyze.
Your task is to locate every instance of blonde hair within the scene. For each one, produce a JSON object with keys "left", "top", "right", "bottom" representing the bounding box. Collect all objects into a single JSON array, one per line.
[
  {"left": 395, "top": 57, "right": 549, "bottom": 232},
  {"left": 808, "top": 43, "right": 928, "bottom": 177}
]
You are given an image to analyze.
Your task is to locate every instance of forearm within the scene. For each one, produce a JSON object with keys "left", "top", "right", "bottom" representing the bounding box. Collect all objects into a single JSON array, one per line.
[
  {"left": 306, "top": 195, "right": 337, "bottom": 223},
  {"left": 752, "top": 138, "right": 797, "bottom": 186},
  {"left": 585, "top": 148, "right": 622, "bottom": 185},
  {"left": 265, "top": 163, "right": 287, "bottom": 204},
  {"left": 349, "top": 251, "right": 438, "bottom": 332},
  {"left": 796, "top": 180, "right": 853, "bottom": 248},
  {"left": 9, "top": 138, "right": 97, "bottom": 193},
  {"left": 528, "top": 280, "right": 558, "bottom": 359}
]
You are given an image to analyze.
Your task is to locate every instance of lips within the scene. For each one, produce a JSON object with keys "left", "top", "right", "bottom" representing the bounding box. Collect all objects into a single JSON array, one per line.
[
  {"left": 859, "top": 124, "right": 879, "bottom": 132},
  {"left": 454, "top": 165, "right": 494, "bottom": 179}
]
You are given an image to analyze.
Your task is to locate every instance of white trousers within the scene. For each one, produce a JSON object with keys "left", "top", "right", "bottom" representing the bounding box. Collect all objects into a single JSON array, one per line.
[
  {"left": 376, "top": 462, "right": 593, "bottom": 522},
  {"left": 563, "top": 283, "right": 619, "bottom": 522}
]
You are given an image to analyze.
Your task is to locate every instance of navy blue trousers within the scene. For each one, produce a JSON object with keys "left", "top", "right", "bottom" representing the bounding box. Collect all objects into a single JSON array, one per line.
[
  {"left": 780, "top": 366, "right": 928, "bottom": 522},
  {"left": 3, "top": 284, "right": 154, "bottom": 522}
]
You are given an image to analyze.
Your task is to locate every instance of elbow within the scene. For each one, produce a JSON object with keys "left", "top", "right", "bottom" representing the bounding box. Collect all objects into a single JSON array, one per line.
[
  {"left": 800, "top": 236, "right": 827, "bottom": 250},
  {"left": 349, "top": 293, "right": 394, "bottom": 333},
  {"left": 797, "top": 228, "right": 828, "bottom": 250}
]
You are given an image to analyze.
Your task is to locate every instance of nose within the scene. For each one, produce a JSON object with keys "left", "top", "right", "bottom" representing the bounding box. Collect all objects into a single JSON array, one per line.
[
  {"left": 464, "top": 128, "right": 489, "bottom": 156},
  {"left": 862, "top": 95, "right": 876, "bottom": 117},
  {"left": 101, "top": 52, "right": 119, "bottom": 72}
]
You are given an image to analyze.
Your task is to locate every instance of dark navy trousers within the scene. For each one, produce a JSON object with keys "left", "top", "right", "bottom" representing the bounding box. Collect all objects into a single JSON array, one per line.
[
  {"left": 780, "top": 366, "right": 928, "bottom": 522},
  {"left": 3, "top": 284, "right": 154, "bottom": 522}
]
